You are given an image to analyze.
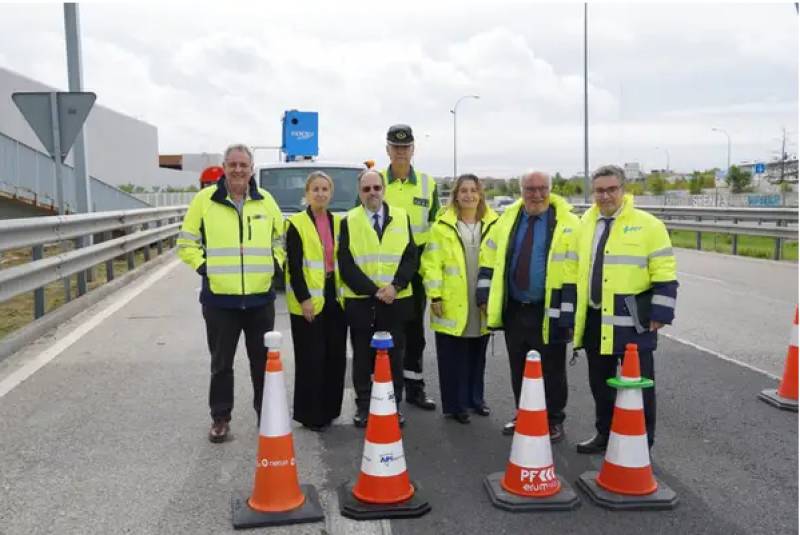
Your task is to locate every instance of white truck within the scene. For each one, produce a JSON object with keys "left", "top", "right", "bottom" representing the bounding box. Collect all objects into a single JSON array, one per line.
[{"left": 256, "top": 160, "right": 366, "bottom": 216}]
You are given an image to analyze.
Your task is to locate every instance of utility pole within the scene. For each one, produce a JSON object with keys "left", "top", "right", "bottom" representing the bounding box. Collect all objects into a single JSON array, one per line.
[
  {"left": 779, "top": 126, "right": 787, "bottom": 184},
  {"left": 583, "top": 2, "right": 590, "bottom": 202}
]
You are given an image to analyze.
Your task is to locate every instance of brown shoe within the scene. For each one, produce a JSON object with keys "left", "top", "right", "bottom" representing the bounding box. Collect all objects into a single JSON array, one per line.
[{"left": 209, "top": 419, "right": 229, "bottom": 443}]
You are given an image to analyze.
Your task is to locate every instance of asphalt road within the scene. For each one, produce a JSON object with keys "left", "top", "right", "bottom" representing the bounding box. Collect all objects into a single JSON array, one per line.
[{"left": 0, "top": 249, "right": 796, "bottom": 535}]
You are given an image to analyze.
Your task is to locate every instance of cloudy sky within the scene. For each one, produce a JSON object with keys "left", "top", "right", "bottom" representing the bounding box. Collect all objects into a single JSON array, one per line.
[{"left": 0, "top": 1, "right": 796, "bottom": 178}]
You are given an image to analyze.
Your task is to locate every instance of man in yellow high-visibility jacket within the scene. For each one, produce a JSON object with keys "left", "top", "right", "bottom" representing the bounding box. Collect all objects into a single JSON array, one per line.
[
  {"left": 477, "top": 171, "right": 579, "bottom": 441},
  {"left": 381, "top": 124, "right": 440, "bottom": 411},
  {"left": 563, "top": 164, "right": 678, "bottom": 455},
  {"left": 177, "top": 144, "right": 285, "bottom": 444}
]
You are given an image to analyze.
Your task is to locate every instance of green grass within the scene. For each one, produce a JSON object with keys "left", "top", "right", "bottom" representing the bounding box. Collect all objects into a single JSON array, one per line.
[
  {"left": 0, "top": 243, "right": 169, "bottom": 339},
  {"left": 670, "top": 230, "right": 798, "bottom": 261}
]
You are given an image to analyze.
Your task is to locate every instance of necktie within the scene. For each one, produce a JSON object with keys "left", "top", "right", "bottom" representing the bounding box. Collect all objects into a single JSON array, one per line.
[
  {"left": 513, "top": 215, "right": 537, "bottom": 291},
  {"left": 591, "top": 218, "right": 614, "bottom": 305},
  {"left": 373, "top": 213, "right": 382, "bottom": 240}
]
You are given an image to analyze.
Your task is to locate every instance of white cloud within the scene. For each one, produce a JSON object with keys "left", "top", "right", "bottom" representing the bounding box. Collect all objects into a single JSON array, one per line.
[{"left": 0, "top": 1, "right": 796, "bottom": 178}]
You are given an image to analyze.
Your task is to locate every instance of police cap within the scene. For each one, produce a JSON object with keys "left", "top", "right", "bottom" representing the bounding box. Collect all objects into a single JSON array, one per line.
[{"left": 386, "top": 124, "right": 414, "bottom": 146}]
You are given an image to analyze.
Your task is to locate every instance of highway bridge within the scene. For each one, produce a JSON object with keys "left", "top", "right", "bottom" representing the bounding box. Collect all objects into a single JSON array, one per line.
[{"left": 0, "top": 246, "right": 796, "bottom": 534}]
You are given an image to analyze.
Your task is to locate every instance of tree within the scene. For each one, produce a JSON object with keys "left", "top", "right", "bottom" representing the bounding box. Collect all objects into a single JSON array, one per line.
[
  {"left": 625, "top": 182, "right": 645, "bottom": 195},
  {"left": 646, "top": 173, "right": 666, "bottom": 195},
  {"left": 689, "top": 173, "right": 704, "bottom": 194},
  {"left": 725, "top": 165, "right": 752, "bottom": 193}
]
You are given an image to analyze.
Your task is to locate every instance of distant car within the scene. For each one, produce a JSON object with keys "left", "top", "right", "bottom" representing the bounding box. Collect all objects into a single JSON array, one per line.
[{"left": 492, "top": 195, "right": 515, "bottom": 213}]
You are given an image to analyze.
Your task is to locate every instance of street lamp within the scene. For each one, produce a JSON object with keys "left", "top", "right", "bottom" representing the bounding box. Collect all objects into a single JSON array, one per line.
[
  {"left": 711, "top": 127, "right": 731, "bottom": 172},
  {"left": 655, "top": 146, "right": 670, "bottom": 172},
  {"left": 711, "top": 127, "right": 731, "bottom": 206},
  {"left": 451, "top": 95, "right": 480, "bottom": 180}
]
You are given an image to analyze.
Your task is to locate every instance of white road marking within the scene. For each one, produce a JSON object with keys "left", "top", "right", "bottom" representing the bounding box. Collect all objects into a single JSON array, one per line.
[
  {"left": 677, "top": 271, "right": 727, "bottom": 285},
  {"left": 0, "top": 259, "right": 182, "bottom": 399},
  {"left": 661, "top": 331, "right": 780, "bottom": 380}
]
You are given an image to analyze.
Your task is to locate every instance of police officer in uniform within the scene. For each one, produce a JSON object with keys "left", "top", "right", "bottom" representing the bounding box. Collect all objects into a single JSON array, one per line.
[
  {"left": 382, "top": 124, "right": 440, "bottom": 411},
  {"left": 177, "top": 144, "right": 285, "bottom": 443},
  {"left": 338, "top": 168, "right": 419, "bottom": 427},
  {"left": 563, "top": 164, "right": 678, "bottom": 454}
]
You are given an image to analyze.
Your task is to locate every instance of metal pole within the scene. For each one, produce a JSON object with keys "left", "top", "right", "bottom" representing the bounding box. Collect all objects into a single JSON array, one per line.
[
  {"left": 450, "top": 95, "right": 480, "bottom": 182},
  {"left": 453, "top": 106, "right": 457, "bottom": 181},
  {"left": 65, "top": 3, "right": 92, "bottom": 294},
  {"left": 50, "top": 92, "right": 71, "bottom": 302},
  {"left": 583, "top": 2, "right": 590, "bottom": 203}
]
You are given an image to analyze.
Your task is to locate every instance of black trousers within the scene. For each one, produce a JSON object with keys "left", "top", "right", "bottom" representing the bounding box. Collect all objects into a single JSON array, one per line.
[
  {"left": 503, "top": 300, "right": 568, "bottom": 424},
  {"left": 403, "top": 271, "right": 427, "bottom": 392},
  {"left": 584, "top": 307, "right": 656, "bottom": 444},
  {"left": 351, "top": 323, "right": 406, "bottom": 412},
  {"left": 202, "top": 303, "right": 275, "bottom": 422},
  {"left": 434, "top": 333, "right": 489, "bottom": 415},
  {"left": 289, "top": 277, "right": 347, "bottom": 427}
]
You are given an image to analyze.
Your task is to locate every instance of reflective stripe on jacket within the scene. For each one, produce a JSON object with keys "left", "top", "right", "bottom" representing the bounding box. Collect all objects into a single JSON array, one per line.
[
  {"left": 341, "top": 205, "right": 413, "bottom": 299},
  {"left": 285, "top": 211, "right": 342, "bottom": 315},
  {"left": 421, "top": 206, "right": 498, "bottom": 335},
  {"left": 565, "top": 194, "right": 678, "bottom": 354},
  {"left": 177, "top": 177, "right": 285, "bottom": 306},
  {"left": 478, "top": 193, "right": 579, "bottom": 344},
  {"left": 381, "top": 167, "right": 437, "bottom": 246}
]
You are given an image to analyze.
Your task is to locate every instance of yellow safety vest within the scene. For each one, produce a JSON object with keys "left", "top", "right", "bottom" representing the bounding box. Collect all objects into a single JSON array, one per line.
[
  {"left": 480, "top": 194, "right": 579, "bottom": 343},
  {"left": 421, "top": 206, "right": 499, "bottom": 336},
  {"left": 341, "top": 205, "right": 413, "bottom": 300},
  {"left": 381, "top": 167, "right": 436, "bottom": 246},
  {"left": 177, "top": 182, "right": 285, "bottom": 296},
  {"left": 569, "top": 194, "right": 677, "bottom": 354},
  {"left": 285, "top": 211, "right": 342, "bottom": 315}
]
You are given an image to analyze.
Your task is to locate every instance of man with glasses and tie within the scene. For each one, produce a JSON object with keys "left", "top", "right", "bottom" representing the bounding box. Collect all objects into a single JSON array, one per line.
[
  {"left": 563, "top": 164, "right": 678, "bottom": 454},
  {"left": 477, "top": 171, "right": 579, "bottom": 440},
  {"left": 338, "top": 168, "right": 419, "bottom": 428}
]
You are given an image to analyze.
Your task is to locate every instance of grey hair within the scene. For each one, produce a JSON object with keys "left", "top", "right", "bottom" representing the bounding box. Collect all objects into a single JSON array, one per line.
[
  {"left": 223, "top": 143, "right": 254, "bottom": 164},
  {"left": 591, "top": 164, "right": 626, "bottom": 184},
  {"left": 518, "top": 170, "right": 552, "bottom": 189},
  {"left": 306, "top": 170, "right": 334, "bottom": 192},
  {"left": 356, "top": 168, "right": 383, "bottom": 186}
]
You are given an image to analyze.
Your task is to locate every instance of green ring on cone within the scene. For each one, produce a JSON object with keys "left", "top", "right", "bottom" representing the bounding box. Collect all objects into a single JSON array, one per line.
[{"left": 607, "top": 376, "right": 654, "bottom": 389}]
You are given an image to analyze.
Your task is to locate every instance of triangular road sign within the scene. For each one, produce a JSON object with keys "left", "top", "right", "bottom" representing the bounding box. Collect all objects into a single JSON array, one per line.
[
  {"left": 12, "top": 92, "right": 54, "bottom": 156},
  {"left": 57, "top": 92, "right": 95, "bottom": 159},
  {"left": 11, "top": 91, "right": 96, "bottom": 161}
]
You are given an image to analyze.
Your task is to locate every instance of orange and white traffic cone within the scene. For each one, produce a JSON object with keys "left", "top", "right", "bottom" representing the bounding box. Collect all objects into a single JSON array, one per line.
[
  {"left": 759, "top": 306, "right": 799, "bottom": 412},
  {"left": 577, "top": 343, "right": 678, "bottom": 510},
  {"left": 484, "top": 350, "right": 579, "bottom": 511},
  {"left": 339, "top": 331, "right": 431, "bottom": 520},
  {"left": 232, "top": 331, "right": 324, "bottom": 528}
]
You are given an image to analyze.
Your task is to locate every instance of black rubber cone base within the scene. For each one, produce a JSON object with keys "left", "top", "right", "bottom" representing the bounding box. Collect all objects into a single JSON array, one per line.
[
  {"left": 231, "top": 484, "right": 324, "bottom": 529},
  {"left": 483, "top": 472, "right": 580, "bottom": 511},
  {"left": 759, "top": 389, "right": 799, "bottom": 412},
  {"left": 338, "top": 480, "right": 431, "bottom": 520},
  {"left": 576, "top": 471, "right": 678, "bottom": 510}
]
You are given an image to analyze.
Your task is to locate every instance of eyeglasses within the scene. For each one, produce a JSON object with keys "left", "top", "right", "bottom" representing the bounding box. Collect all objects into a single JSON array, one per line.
[
  {"left": 523, "top": 186, "right": 549, "bottom": 195},
  {"left": 593, "top": 185, "right": 622, "bottom": 197},
  {"left": 361, "top": 185, "right": 383, "bottom": 193}
]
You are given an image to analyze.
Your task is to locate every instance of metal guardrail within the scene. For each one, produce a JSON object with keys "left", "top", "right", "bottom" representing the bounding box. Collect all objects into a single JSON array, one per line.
[
  {"left": 0, "top": 206, "right": 187, "bottom": 319},
  {"left": 572, "top": 203, "right": 797, "bottom": 260}
]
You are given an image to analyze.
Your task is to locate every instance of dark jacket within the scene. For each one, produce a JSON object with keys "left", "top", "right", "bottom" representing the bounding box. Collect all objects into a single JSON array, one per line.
[{"left": 337, "top": 202, "right": 419, "bottom": 330}]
